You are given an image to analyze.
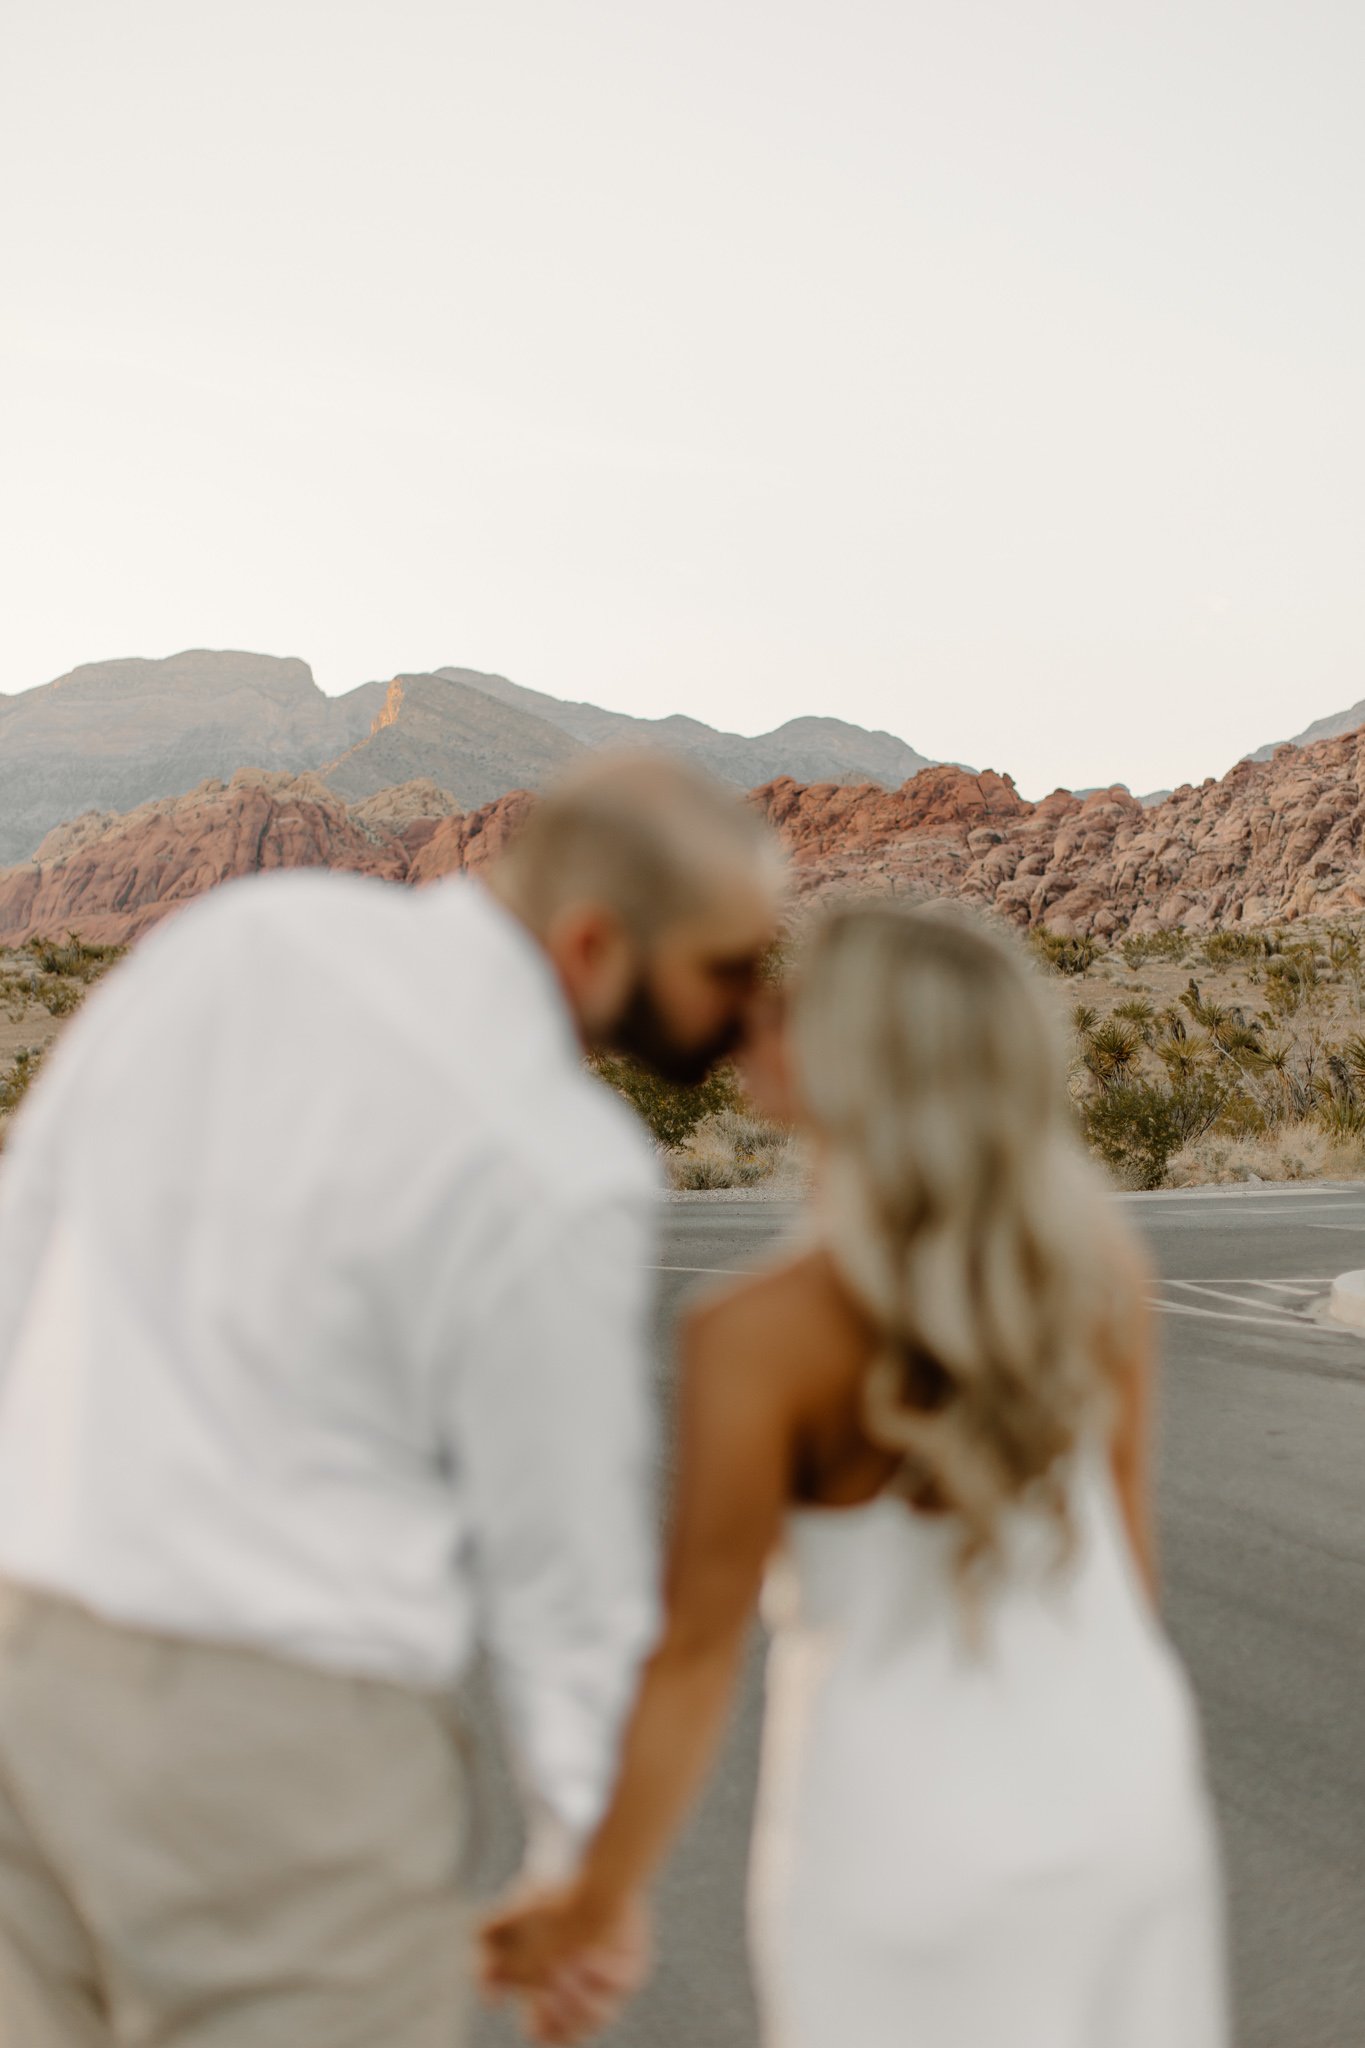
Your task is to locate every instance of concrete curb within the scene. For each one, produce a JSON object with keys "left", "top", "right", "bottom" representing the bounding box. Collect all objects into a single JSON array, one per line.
[{"left": 1328, "top": 1270, "right": 1365, "bottom": 1329}]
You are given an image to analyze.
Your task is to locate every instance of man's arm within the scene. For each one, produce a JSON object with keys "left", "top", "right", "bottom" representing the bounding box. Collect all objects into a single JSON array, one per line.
[{"left": 449, "top": 1181, "right": 661, "bottom": 1878}]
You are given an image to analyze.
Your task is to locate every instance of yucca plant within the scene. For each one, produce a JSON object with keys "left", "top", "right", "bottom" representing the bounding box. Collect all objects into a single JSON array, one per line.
[
  {"left": 1113, "top": 997, "right": 1157, "bottom": 1045},
  {"left": 1082, "top": 1020, "right": 1142, "bottom": 1091},
  {"left": 1156, "top": 1035, "right": 1208, "bottom": 1087},
  {"left": 1032, "top": 928, "right": 1099, "bottom": 976}
]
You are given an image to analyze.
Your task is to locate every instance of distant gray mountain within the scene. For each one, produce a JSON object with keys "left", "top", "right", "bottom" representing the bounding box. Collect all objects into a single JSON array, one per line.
[
  {"left": 440, "top": 667, "right": 938, "bottom": 789},
  {"left": 0, "top": 651, "right": 384, "bottom": 865},
  {"left": 0, "top": 649, "right": 941, "bottom": 866},
  {"left": 1246, "top": 696, "right": 1365, "bottom": 763},
  {"left": 321, "top": 672, "right": 584, "bottom": 807}
]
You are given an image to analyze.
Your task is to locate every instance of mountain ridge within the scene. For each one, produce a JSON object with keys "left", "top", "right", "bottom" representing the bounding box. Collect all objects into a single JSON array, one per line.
[
  {"left": 4, "top": 723, "right": 1364, "bottom": 949},
  {"left": 0, "top": 649, "right": 941, "bottom": 865}
]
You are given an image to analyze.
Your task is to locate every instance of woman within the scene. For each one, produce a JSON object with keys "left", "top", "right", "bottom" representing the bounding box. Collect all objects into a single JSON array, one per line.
[{"left": 483, "top": 904, "right": 1228, "bottom": 2047}]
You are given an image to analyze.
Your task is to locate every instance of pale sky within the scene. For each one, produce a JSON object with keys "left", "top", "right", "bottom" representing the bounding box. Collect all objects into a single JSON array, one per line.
[{"left": 3, "top": 0, "right": 1362, "bottom": 797}]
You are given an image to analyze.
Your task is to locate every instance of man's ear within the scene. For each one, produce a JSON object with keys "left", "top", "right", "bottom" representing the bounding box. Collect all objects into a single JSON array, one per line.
[{"left": 543, "top": 905, "right": 636, "bottom": 1035}]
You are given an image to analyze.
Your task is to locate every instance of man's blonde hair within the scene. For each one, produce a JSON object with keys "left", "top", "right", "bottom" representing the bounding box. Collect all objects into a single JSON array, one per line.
[{"left": 498, "top": 751, "right": 781, "bottom": 939}]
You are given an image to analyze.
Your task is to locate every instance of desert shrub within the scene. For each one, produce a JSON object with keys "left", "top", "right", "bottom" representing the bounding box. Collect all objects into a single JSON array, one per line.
[
  {"left": 1082, "top": 1072, "right": 1228, "bottom": 1189},
  {"left": 1081, "top": 1019, "right": 1141, "bottom": 1090},
  {"left": 1328, "top": 929, "right": 1363, "bottom": 983},
  {"left": 1154, "top": 1029, "right": 1210, "bottom": 1085},
  {"left": 1216, "top": 1090, "right": 1270, "bottom": 1138},
  {"left": 669, "top": 1111, "right": 807, "bottom": 1191},
  {"left": 590, "top": 1054, "right": 741, "bottom": 1152},
  {"left": 22, "top": 935, "right": 125, "bottom": 984},
  {"left": 1201, "top": 930, "right": 1270, "bottom": 966},
  {"left": 1112, "top": 996, "right": 1157, "bottom": 1043},
  {"left": 1070, "top": 1002, "right": 1099, "bottom": 1036},
  {"left": 1264, "top": 950, "right": 1320, "bottom": 1017},
  {"left": 1316, "top": 1094, "right": 1365, "bottom": 1140},
  {"left": 1118, "top": 928, "right": 1187, "bottom": 967},
  {"left": 671, "top": 1151, "right": 740, "bottom": 1191},
  {"left": 34, "top": 975, "right": 83, "bottom": 1017},
  {"left": 1031, "top": 928, "right": 1098, "bottom": 976},
  {"left": 0, "top": 1048, "right": 44, "bottom": 1120},
  {"left": 1178, "top": 979, "right": 1226, "bottom": 1032}
]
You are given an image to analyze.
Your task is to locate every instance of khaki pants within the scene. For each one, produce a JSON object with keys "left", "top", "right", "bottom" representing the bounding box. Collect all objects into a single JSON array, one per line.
[{"left": 0, "top": 1585, "right": 471, "bottom": 2046}]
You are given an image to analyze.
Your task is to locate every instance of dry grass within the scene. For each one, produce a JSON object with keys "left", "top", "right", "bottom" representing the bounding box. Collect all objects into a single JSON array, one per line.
[
  {"left": 0, "top": 938, "right": 125, "bottom": 1151},
  {"left": 668, "top": 1106, "right": 811, "bottom": 1193},
  {"left": 1166, "top": 1126, "right": 1365, "bottom": 1187}
]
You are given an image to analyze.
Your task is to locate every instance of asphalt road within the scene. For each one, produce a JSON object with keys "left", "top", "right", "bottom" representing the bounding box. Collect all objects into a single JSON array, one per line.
[{"left": 472, "top": 1183, "right": 1365, "bottom": 2048}]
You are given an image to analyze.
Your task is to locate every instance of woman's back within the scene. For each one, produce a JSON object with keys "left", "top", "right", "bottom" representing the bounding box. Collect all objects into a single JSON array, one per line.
[{"left": 749, "top": 1449, "right": 1227, "bottom": 2048}]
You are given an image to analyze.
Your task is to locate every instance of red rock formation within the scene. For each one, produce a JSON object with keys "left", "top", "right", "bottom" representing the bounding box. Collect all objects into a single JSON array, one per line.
[
  {"left": 3, "top": 729, "right": 1365, "bottom": 949},
  {"left": 0, "top": 773, "right": 411, "bottom": 948},
  {"left": 753, "top": 732, "right": 1365, "bottom": 933},
  {"left": 407, "top": 789, "right": 537, "bottom": 884}
]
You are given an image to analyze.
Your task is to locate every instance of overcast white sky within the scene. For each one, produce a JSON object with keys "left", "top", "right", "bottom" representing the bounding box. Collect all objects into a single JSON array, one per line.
[{"left": 3, "top": 1, "right": 1362, "bottom": 797}]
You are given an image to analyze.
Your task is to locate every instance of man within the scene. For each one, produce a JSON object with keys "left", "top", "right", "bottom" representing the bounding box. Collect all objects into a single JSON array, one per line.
[{"left": 0, "top": 753, "right": 783, "bottom": 2047}]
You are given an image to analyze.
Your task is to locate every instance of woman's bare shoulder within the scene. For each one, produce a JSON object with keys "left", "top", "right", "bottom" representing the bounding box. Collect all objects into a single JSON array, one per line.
[{"left": 680, "top": 1245, "right": 872, "bottom": 1386}]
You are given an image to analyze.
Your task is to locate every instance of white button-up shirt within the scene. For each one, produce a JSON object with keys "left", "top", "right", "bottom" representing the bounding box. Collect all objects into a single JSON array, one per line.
[{"left": 0, "top": 873, "right": 662, "bottom": 1849}]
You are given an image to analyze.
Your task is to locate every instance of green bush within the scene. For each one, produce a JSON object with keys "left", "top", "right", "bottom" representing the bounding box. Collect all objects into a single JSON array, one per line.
[
  {"left": 1119, "top": 928, "right": 1187, "bottom": 967},
  {"left": 590, "top": 1054, "right": 741, "bottom": 1152},
  {"left": 1082, "top": 1073, "right": 1227, "bottom": 1188},
  {"left": 1202, "top": 929, "right": 1270, "bottom": 966}
]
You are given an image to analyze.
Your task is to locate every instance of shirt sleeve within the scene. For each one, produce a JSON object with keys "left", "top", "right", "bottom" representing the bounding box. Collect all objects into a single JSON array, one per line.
[
  {"left": 448, "top": 1178, "right": 661, "bottom": 1875},
  {"left": 0, "top": 1021, "right": 86, "bottom": 1390}
]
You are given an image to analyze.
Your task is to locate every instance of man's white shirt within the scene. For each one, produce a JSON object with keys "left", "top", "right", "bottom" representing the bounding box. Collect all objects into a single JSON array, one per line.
[{"left": 0, "top": 873, "right": 662, "bottom": 1853}]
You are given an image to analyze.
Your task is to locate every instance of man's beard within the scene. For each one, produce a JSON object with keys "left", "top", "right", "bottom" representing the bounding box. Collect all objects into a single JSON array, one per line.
[{"left": 610, "top": 975, "right": 741, "bottom": 1087}]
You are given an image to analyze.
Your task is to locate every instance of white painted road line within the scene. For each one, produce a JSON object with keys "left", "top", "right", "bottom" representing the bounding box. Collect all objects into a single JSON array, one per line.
[
  {"left": 652, "top": 1263, "right": 747, "bottom": 1276},
  {"left": 1167, "top": 1281, "right": 1308, "bottom": 1320},
  {"left": 1148, "top": 1298, "right": 1346, "bottom": 1332},
  {"left": 1120, "top": 1185, "right": 1365, "bottom": 1203}
]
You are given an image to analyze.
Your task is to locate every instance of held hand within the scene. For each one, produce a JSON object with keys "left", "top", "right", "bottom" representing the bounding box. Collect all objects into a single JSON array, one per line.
[{"left": 479, "top": 1887, "right": 651, "bottom": 2044}]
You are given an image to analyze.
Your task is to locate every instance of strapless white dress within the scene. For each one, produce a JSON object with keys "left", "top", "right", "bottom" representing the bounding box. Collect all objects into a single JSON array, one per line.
[{"left": 748, "top": 1458, "right": 1228, "bottom": 2047}]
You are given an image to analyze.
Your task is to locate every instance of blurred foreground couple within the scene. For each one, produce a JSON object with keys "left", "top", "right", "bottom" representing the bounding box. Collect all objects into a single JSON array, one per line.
[{"left": 0, "top": 754, "right": 1228, "bottom": 2047}]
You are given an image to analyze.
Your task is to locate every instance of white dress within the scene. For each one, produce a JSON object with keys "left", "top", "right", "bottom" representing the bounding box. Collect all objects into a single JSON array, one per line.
[{"left": 748, "top": 1456, "right": 1229, "bottom": 2048}]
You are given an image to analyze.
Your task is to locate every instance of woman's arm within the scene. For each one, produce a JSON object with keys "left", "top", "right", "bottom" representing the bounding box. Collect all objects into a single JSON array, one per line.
[{"left": 481, "top": 1281, "right": 794, "bottom": 1985}]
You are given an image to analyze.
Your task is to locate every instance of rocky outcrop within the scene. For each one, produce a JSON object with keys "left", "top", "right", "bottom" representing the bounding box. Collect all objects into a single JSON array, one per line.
[
  {"left": 756, "top": 728, "right": 1365, "bottom": 932},
  {"left": 0, "top": 770, "right": 542, "bottom": 948},
  {"left": 3, "top": 725, "right": 1365, "bottom": 949},
  {"left": 0, "top": 773, "right": 413, "bottom": 948}
]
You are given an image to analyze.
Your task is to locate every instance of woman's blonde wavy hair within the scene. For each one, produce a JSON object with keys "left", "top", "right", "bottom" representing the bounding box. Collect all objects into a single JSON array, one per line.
[{"left": 791, "top": 902, "right": 1133, "bottom": 1592}]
